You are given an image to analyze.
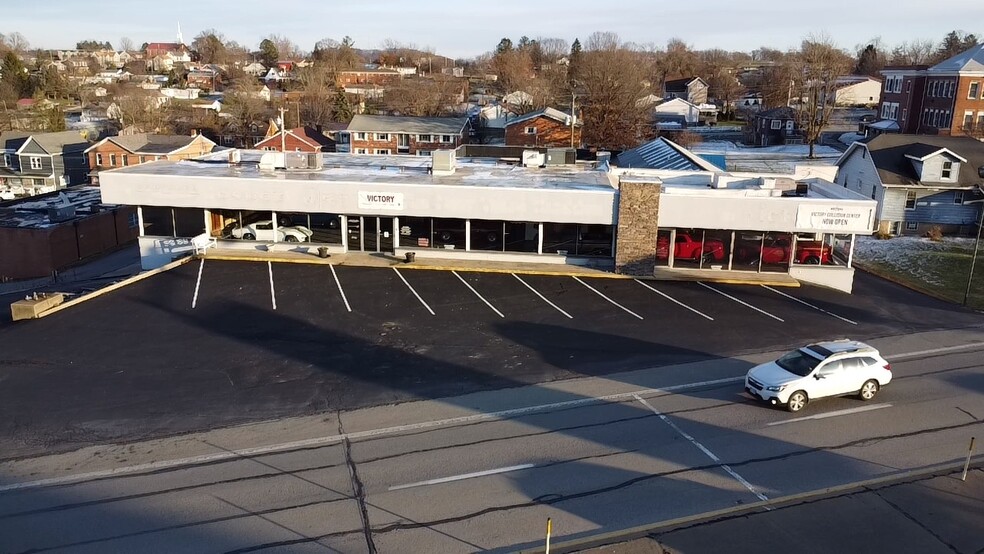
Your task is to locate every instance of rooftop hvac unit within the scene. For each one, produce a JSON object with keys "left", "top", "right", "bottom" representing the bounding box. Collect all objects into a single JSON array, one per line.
[
  {"left": 432, "top": 149, "right": 456, "bottom": 175},
  {"left": 47, "top": 205, "right": 76, "bottom": 223},
  {"left": 258, "top": 152, "right": 285, "bottom": 170},
  {"left": 228, "top": 150, "right": 242, "bottom": 164},
  {"left": 522, "top": 150, "right": 545, "bottom": 167},
  {"left": 546, "top": 148, "right": 575, "bottom": 165},
  {"left": 285, "top": 152, "right": 323, "bottom": 170}
]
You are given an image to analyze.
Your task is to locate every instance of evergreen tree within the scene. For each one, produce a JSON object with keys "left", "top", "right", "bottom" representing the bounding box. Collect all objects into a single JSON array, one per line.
[
  {"left": 332, "top": 87, "right": 353, "bottom": 122},
  {"left": 258, "top": 39, "right": 279, "bottom": 67},
  {"left": 568, "top": 38, "right": 582, "bottom": 85},
  {"left": 495, "top": 38, "right": 513, "bottom": 55}
]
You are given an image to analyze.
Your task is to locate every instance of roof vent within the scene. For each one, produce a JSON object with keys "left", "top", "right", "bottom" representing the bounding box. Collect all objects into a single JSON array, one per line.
[{"left": 432, "top": 150, "right": 456, "bottom": 175}]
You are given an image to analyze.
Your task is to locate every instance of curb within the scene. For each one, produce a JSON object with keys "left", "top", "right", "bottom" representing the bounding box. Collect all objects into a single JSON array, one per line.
[
  {"left": 515, "top": 457, "right": 983, "bottom": 554},
  {"left": 28, "top": 257, "right": 191, "bottom": 320},
  {"left": 200, "top": 253, "right": 800, "bottom": 286}
]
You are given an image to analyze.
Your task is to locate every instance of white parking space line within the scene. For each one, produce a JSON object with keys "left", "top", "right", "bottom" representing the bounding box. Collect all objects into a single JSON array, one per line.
[
  {"left": 634, "top": 279, "right": 713, "bottom": 321},
  {"left": 573, "top": 277, "right": 644, "bottom": 320},
  {"left": 388, "top": 463, "right": 535, "bottom": 491},
  {"left": 329, "top": 264, "right": 352, "bottom": 313},
  {"left": 513, "top": 274, "right": 573, "bottom": 319},
  {"left": 761, "top": 285, "right": 857, "bottom": 325},
  {"left": 191, "top": 258, "right": 204, "bottom": 309},
  {"left": 453, "top": 270, "right": 505, "bottom": 318},
  {"left": 767, "top": 403, "right": 892, "bottom": 426},
  {"left": 267, "top": 261, "right": 277, "bottom": 310},
  {"left": 698, "top": 282, "right": 783, "bottom": 322},
  {"left": 634, "top": 394, "right": 769, "bottom": 502},
  {"left": 393, "top": 268, "right": 435, "bottom": 316}
]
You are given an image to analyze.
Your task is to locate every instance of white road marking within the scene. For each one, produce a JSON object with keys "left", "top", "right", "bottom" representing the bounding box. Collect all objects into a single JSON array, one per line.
[
  {"left": 635, "top": 279, "right": 713, "bottom": 321},
  {"left": 393, "top": 268, "right": 435, "bottom": 315},
  {"left": 634, "top": 394, "right": 769, "bottom": 502},
  {"left": 513, "top": 274, "right": 573, "bottom": 319},
  {"left": 573, "top": 277, "right": 644, "bottom": 320},
  {"left": 767, "top": 403, "right": 892, "bottom": 426},
  {"left": 191, "top": 258, "right": 205, "bottom": 309},
  {"left": 267, "top": 261, "right": 277, "bottom": 310},
  {"left": 329, "top": 264, "right": 352, "bottom": 313},
  {"left": 761, "top": 285, "right": 857, "bottom": 325},
  {"left": 388, "top": 463, "right": 535, "bottom": 491},
  {"left": 698, "top": 282, "right": 783, "bottom": 322},
  {"left": 5, "top": 342, "right": 978, "bottom": 493},
  {"left": 453, "top": 270, "right": 504, "bottom": 318}
]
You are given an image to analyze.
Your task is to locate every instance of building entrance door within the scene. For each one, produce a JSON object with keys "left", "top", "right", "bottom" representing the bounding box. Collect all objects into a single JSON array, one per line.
[{"left": 358, "top": 217, "right": 395, "bottom": 253}]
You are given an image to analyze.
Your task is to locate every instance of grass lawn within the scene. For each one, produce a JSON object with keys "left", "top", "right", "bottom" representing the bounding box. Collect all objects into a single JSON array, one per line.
[{"left": 855, "top": 236, "right": 984, "bottom": 309}]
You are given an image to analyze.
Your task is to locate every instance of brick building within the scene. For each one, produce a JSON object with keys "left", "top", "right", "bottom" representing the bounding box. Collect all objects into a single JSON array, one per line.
[
  {"left": 337, "top": 115, "right": 471, "bottom": 155},
  {"left": 869, "top": 44, "right": 984, "bottom": 137},
  {"left": 85, "top": 133, "right": 216, "bottom": 184},
  {"left": 337, "top": 69, "right": 402, "bottom": 86},
  {"left": 505, "top": 107, "right": 581, "bottom": 148},
  {"left": 254, "top": 126, "right": 335, "bottom": 152}
]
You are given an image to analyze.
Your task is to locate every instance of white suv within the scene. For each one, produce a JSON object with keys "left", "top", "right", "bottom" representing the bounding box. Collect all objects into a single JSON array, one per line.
[{"left": 745, "top": 340, "right": 892, "bottom": 412}]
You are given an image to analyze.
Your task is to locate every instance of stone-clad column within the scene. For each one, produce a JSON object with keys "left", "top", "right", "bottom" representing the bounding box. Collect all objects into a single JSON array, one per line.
[{"left": 614, "top": 179, "right": 661, "bottom": 276}]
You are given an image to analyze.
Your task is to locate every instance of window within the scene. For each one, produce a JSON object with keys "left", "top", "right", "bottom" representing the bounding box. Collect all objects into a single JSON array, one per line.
[
  {"left": 785, "top": 120, "right": 794, "bottom": 131},
  {"left": 525, "top": 126, "right": 537, "bottom": 134},
  {"left": 127, "top": 212, "right": 139, "bottom": 229},
  {"left": 933, "top": 110, "right": 941, "bottom": 127},
  {"left": 355, "top": 132, "right": 367, "bottom": 140},
  {"left": 902, "top": 108, "right": 907, "bottom": 122},
  {"left": 374, "top": 149, "right": 390, "bottom": 155},
  {"left": 417, "top": 134, "right": 431, "bottom": 142},
  {"left": 965, "top": 111, "right": 975, "bottom": 129},
  {"left": 978, "top": 112, "right": 984, "bottom": 129},
  {"left": 954, "top": 190, "right": 964, "bottom": 204},
  {"left": 417, "top": 150, "right": 432, "bottom": 156},
  {"left": 375, "top": 133, "right": 389, "bottom": 141},
  {"left": 441, "top": 134, "right": 453, "bottom": 143},
  {"left": 905, "top": 80, "right": 911, "bottom": 93},
  {"left": 109, "top": 154, "right": 117, "bottom": 166},
  {"left": 771, "top": 120, "right": 782, "bottom": 129},
  {"left": 905, "top": 222, "right": 918, "bottom": 231},
  {"left": 356, "top": 148, "right": 368, "bottom": 154},
  {"left": 139, "top": 156, "right": 147, "bottom": 163},
  {"left": 95, "top": 153, "right": 103, "bottom": 166},
  {"left": 122, "top": 155, "right": 129, "bottom": 167},
  {"left": 970, "top": 82, "right": 980, "bottom": 99},
  {"left": 942, "top": 160, "right": 953, "bottom": 179},
  {"left": 29, "top": 156, "right": 43, "bottom": 170},
  {"left": 905, "top": 190, "right": 917, "bottom": 210}
]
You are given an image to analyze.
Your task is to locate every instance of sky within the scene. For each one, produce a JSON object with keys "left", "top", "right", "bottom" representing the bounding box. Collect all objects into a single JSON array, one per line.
[{"left": 5, "top": 0, "right": 983, "bottom": 58}]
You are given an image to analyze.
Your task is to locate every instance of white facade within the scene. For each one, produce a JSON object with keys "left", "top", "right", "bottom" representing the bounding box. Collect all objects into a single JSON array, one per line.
[
  {"left": 833, "top": 78, "right": 882, "bottom": 106},
  {"left": 652, "top": 98, "right": 700, "bottom": 124}
]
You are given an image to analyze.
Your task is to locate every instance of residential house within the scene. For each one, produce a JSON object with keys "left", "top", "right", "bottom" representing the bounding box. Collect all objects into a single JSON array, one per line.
[
  {"left": 651, "top": 98, "right": 701, "bottom": 127},
  {"left": 831, "top": 76, "right": 882, "bottom": 107},
  {"left": 337, "top": 115, "right": 471, "bottom": 155},
  {"left": 145, "top": 42, "right": 190, "bottom": 59},
  {"left": 160, "top": 87, "right": 201, "bottom": 100},
  {"left": 254, "top": 126, "right": 335, "bottom": 152},
  {"left": 85, "top": 133, "right": 216, "bottom": 184},
  {"left": 0, "top": 131, "right": 90, "bottom": 194},
  {"left": 243, "top": 62, "right": 267, "bottom": 77},
  {"left": 748, "top": 106, "right": 802, "bottom": 146},
  {"left": 834, "top": 134, "right": 984, "bottom": 235},
  {"left": 337, "top": 68, "right": 402, "bottom": 87},
  {"left": 868, "top": 44, "right": 984, "bottom": 138},
  {"left": 662, "top": 77, "right": 709, "bottom": 105},
  {"left": 505, "top": 107, "right": 581, "bottom": 148}
]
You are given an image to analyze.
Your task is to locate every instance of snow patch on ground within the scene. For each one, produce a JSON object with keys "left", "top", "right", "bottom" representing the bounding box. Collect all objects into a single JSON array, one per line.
[{"left": 854, "top": 236, "right": 976, "bottom": 287}]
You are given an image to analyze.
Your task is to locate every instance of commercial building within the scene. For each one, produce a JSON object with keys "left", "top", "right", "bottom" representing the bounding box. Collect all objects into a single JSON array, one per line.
[{"left": 98, "top": 142, "right": 876, "bottom": 292}]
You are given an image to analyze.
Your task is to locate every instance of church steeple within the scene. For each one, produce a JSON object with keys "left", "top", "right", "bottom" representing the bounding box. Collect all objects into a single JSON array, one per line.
[{"left": 177, "top": 22, "right": 184, "bottom": 45}]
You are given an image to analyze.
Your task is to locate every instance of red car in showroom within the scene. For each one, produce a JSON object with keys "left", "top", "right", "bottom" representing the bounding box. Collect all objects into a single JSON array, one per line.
[
  {"left": 735, "top": 235, "right": 833, "bottom": 265},
  {"left": 657, "top": 232, "right": 726, "bottom": 262}
]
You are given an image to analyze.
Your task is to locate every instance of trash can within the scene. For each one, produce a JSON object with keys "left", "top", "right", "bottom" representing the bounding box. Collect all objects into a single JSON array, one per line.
[
  {"left": 318, "top": 246, "right": 330, "bottom": 258},
  {"left": 405, "top": 252, "right": 416, "bottom": 263}
]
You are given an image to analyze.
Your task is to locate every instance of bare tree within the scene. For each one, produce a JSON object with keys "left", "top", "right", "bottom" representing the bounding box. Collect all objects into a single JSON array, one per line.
[
  {"left": 118, "top": 37, "right": 134, "bottom": 53},
  {"left": 384, "top": 76, "right": 463, "bottom": 117},
  {"left": 654, "top": 38, "right": 699, "bottom": 91},
  {"left": 1, "top": 32, "right": 29, "bottom": 55},
  {"left": 578, "top": 33, "right": 653, "bottom": 149},
  {"left": 491, "top": 46, "right": 534, "bottom": 93},
  {"left": 265, "top": 34, "right": 300, "bottom": 60},
  {"left": 295, "top": 63, "right": 339, "bottom": 125},
  {"left": 192, "top": 29, "right": 228, "bottom": 64},
  {"left": 112, "top": 87, "right": 173, "bottom": 133},
  {"left": 791, "top": 34, "right": 853, "bottom": 158},
  {"left": 889, "top": 40, "right": 935, "bottom": 65},
  {"left": 537, "top": 38, "right": 569, "bottom": 63},
  {"left": 223, "top": 81, "right": 272, "bottom": 147},
  {"left": 312, "top": 36, "right": 362, "bottom": 80}
]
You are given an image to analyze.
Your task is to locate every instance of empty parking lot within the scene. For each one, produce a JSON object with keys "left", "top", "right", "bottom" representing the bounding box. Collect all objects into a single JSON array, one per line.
[{"left": 1, "top": 259, "right": 981, "bottom": 459}]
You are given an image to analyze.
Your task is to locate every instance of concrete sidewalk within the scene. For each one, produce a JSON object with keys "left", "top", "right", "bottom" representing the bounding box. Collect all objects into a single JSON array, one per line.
[{"left": 574, "top": 463, "right": 983, "bottom": 554}]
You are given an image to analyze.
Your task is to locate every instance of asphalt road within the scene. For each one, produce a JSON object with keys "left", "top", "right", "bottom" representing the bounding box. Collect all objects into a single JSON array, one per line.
[
  {"left": 0, "top": 332, "right": 980, "bottom": 553},
  {"left": 0, "top": 259, "right": 982, "bottom": 460}
]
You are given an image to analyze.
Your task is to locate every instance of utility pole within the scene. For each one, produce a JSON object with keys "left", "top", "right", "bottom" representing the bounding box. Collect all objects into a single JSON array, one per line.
[
  {"left": 570, "top": 89, "right": 576, "bottom": 149},
  {"left": 278, "top": 105, "right": 288, "bottom": 152},
  {"left": 964, "top": 186, "right": 984, "bottom": 306}
]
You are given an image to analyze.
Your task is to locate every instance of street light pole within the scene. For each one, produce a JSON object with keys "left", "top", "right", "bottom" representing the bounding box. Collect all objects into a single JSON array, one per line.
[{"left": 964, "top": 185, "right": 984, "bottom": 306}]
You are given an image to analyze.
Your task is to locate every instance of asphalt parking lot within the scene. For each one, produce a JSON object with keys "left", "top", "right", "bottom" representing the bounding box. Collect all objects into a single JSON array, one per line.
[{"left": 1, "top": 259, "right": 982, "bottom": 459}]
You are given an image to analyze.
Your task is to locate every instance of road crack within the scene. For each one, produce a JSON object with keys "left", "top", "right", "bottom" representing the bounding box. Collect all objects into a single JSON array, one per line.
[
  {"left": 872, "top": 489, "right": 961, "bottom": 553},
  {"left": 340, "top": 418, "right": 377, "bottom": 554}
]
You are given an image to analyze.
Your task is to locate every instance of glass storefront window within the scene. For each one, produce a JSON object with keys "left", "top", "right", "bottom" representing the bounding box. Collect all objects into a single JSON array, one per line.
[
  {"left": 703, "top": 230, "right": 733, "bottom": 269},
  {"left": 577, "top": 224, "right": 613, "bottom": 257},
  {"left": 470, "top": 220, "right": 504, "bottom": 251},
  {"left": 174, "top": 208, "right": 205, "bottom": 237},
  {"left": 400, "top": 216, "right": 432, "bottom": 248},
  {"left": 307, "top": 214, "right": 343, "bottom": 245},
  {"left": 433, "top": 218, "right": 466, "bottom": 250},
  {"left": 504, "top": 222, "right": 538, "bottom": 253},
  {"left": 141, "top": 206, "right": 174, "bottom": 237},
  {"left": 543, "top": 223, "right": 578, "bottom": 255},
  {"left": 656, "top": 229, "right": 672, "bottom": 267},
  {"left": 211, "top": 209, "right": 241, "bottom": 238}
]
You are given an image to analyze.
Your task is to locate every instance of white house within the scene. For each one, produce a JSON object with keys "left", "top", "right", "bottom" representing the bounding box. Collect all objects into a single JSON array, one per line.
[
  {"left": 652, "top": 98, "right": 701, "bottom": 125},
  {"left": 479, "top": 103, "right": 515, "bottom": 129},
  {"left": 832, "top": 76, "right": 882, "bottom": 107},
  {"left": 243, "top": 62, "right": 266, "bottom": 77},
  {"left": 161, "top": 87, "right": 201, "bottom": 100}
]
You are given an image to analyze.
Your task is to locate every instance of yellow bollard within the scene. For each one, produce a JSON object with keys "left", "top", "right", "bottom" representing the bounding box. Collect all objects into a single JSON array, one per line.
[
  {"left": 962, "top": 437, "right": 976, "bottom": 482},
  {"left": 545, "top": 518, "right": 552, "bottom": 554}
]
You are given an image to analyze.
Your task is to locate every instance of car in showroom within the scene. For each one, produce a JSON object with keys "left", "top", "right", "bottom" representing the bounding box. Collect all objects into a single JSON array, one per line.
[
  {"left": 745, "top": 340, "right": 892, "bottom": 412},
  {"left": 230, "top": 220, "right": 313, "bottom": 242},
  {"left": 734, "top": 234, "right": 833, "bottom": 265},
  {"left": 657, "top": 232, "right": 726, "bottom": 263}
]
